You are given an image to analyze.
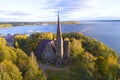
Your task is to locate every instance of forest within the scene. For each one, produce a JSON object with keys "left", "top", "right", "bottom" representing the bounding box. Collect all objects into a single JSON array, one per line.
[{"left": 0, "top": 32, "right": 120, "bottom": 80}]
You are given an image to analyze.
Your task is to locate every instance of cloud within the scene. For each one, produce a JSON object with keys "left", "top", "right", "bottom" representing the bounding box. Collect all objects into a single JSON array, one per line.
[
  {"left": 6, "top": 11, "right": 31, "bottom": 16},
  {"left": 38, "top": 0, "right": 100, "bottom": 21},
  {"left": 17, "top": 0, "right": 96, "bottom": 21},
  {"left": 0, "top": 10, "right": 34, "bottom": 21},
  {"left": 44, "top": 0, "right": 98, "bottom": 12},
  {"left": 0, "top": 10, "right": 31, "bottom": 17},
  {"left": 0, "top": 0, "right": 114, "bottom": 21}
]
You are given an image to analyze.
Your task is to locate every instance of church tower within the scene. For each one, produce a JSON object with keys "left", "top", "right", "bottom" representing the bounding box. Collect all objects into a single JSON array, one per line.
[{"left": 56, "top": 13, "right": 63, "bottom": 65}]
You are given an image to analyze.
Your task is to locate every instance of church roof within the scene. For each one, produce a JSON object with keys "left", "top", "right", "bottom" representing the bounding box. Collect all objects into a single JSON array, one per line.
[
  {"left": 36, "top": 39, "right": 51, "bottom": 59},
  {"left": 35, "top": 39, "right": 56, "bottom": 59}
]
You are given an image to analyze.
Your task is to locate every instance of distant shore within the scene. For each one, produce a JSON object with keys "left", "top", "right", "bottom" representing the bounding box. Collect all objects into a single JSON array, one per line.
[
  {"left": 0, "top": 24, "right": 12, "bottom": 28},
  {"left": 0, "top": 21, "right": 80, "bottom": 28}
]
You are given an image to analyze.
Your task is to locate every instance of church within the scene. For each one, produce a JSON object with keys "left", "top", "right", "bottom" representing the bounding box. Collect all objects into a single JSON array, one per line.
[{"left": 35, "top": 13, "right": 70, "bottom": 65}]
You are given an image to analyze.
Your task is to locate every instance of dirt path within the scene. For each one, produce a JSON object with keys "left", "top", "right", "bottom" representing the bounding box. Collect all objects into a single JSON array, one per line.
[{"left": 39, "top": 63, "right": 69, "bottom": 71}]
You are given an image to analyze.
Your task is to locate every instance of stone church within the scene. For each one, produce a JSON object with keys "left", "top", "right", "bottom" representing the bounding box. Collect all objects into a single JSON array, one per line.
[{"left": 36, "top": 13, "right": 70, "bottom": 65}]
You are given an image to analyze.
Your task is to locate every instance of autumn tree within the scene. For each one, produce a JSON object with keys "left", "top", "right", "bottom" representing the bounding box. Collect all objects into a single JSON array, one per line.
[
  {"left": 70, "top": 38, "right": 84, "bottom": 57},
  {"left": 0, "top": 60, "right": 22, "bottom": 80},
  {"left": 0, "top": 37, "right": 46, "bottom": 80}
]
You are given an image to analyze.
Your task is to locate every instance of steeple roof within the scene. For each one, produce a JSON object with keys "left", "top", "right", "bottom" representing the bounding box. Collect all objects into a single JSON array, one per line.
[{"left": 57, "top": 12, "right": 62, "bottom": 38}]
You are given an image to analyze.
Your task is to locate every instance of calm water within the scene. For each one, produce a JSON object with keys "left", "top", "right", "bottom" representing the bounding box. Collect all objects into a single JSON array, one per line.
[{"left": 0, "top": 22, "right": 120, "bottom": 55}]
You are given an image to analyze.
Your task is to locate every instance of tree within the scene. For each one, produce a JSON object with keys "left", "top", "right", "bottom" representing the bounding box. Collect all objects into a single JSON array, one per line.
[
  {"left": 30, "top": 51, "right": 38, "bottom": 67},
  {"left": 0, "top": 60, "right": 22, "bottom": 80},
  {"left": 0, "top": 37, "right": 7, "bottom": 47},
  {"left": 0, "top": 46, "right": 17, "bottom": 63},
  {"left": 70, "top": 38, "right": 84, "bottom": 57},
  {"left": 23, "top": 51, "right": 46, "bottom": 80},
  {"left": 70, "top": 52, "right": 96, "bottom": 80},
  {"left": 15, "top": 49, "right": 46, "bottom": 80},
  {"left": 0, "top": 37, "right": 46, "bottom": 80},
  {"left": 14, "top": 41, "right": 19, "bottom": 48}
]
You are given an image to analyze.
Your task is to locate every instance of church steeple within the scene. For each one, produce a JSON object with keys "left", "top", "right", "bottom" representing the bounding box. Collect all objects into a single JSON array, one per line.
[
  {"left": 57, "top": 12, "right": 62, "bottom": 39},
  {"left": 56, "top": 12, "right": 63, "bottom": 65}
]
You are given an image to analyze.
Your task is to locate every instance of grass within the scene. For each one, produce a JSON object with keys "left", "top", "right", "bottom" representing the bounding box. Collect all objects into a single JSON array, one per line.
[{"left": 46, "top": 69, "right": 71, "bottom": 80}]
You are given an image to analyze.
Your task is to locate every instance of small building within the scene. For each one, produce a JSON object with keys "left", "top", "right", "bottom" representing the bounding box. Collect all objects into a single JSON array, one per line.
[{"left": 36, "top": 13, "right": 70, "bottom": 65}]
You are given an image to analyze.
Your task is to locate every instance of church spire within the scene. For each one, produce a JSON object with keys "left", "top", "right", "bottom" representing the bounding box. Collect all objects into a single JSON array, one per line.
[
  {"left": 57, "top": 12, "right": 62, "bottom": 38},
  {"left": 56, "top": 12, "right": 63, "bottom": 65}
]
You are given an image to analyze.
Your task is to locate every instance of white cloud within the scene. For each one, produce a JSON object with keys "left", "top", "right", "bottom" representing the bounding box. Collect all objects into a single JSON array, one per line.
[{"left": 0, "top": 0, "right": 119, "bottom": 21}]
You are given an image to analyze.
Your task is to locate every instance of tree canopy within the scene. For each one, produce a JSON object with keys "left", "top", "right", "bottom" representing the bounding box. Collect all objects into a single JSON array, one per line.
[
  {"left": 0, "top": 37, "right": 46, "bottom": 80},
  {"left": 13, "top": 32, "right": 120, "bottom": 80}
]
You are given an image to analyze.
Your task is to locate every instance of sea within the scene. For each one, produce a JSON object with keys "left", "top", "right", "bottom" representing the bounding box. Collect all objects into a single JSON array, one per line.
[{"left": 0, "top": 21, "right": 120, "bottom": 55}]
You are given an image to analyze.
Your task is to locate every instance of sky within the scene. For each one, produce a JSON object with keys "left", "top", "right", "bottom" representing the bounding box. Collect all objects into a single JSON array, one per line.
[{"left": 0, "top": 0, "right": 120, "bottom": 21}]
